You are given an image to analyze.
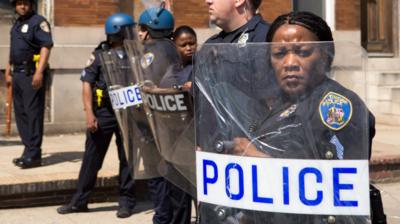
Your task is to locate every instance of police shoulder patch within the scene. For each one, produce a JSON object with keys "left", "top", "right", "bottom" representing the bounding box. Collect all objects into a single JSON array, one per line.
[
  {"left": 141, "top": 52, "right": 155, "bottom": 69},
  {"left": 86, "top": 54, "right": 96, "bottom": 67},
  {"left": 40, "top": 21, "right": 50, "bottom": 33},
  {"left": 319, "top": 92, "right": 353, "bottom": 131}
]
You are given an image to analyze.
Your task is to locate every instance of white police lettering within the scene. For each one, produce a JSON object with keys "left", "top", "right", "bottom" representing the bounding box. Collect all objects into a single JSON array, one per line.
[
  {"left": 196, "top": 151, "right": 370, "bottom": 216},
  {"left": 145, "top": 93, "right": 188, "bottom": 112},
  {"left": 109, "top": 85, "right": 142, "bottom": 110}
]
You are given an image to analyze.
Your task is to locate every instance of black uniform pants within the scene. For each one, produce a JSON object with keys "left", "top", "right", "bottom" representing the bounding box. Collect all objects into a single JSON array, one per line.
[
  {"left": 168, "top": 181, "right": 192, "bottom": 224},
  {"left": 70, "top": 107, "right": 136, "bottom": 209},
  {"left": 148, "top": 177, "right": 173, "bottom": 224},
  {"left": 12, "top": 71, "right": 45, "bottom": 160},
  {"left": 147, "top": 177, "right": 192, "bottom": 224}
]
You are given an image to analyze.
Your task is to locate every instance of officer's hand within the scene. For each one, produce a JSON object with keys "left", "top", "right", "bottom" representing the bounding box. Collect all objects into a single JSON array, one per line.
[
  {"left": 5, "top": 73, "right": 12, "bottom": 87},
  {"left": 32, "top": 72, "right": 43, "bottom": 90},
  {"left": 233, "top": 137, "right": 270, "bottom": 157},
  {"left": 86, "top": 113, "right": 98, "bottom": 133},
  {"left": 181, "top": 82, "right": 192, "bottom": 91}
]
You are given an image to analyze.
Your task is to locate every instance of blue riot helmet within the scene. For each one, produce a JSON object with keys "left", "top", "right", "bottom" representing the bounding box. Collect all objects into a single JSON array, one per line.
[
  {"left": 138, "top": 7, "right": 174, "bottom": 39},
  {"left": 105, "top": 13, "right": 136, "bottom": 43},
  {"left": 105, "top": 13, "right": 135, "bottom": 35}
]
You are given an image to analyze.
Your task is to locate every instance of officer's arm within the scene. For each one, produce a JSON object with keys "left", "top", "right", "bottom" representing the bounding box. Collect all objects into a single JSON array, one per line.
[
  {"left": 82, "top": 81, "right": 97, "bottom": 132},
  {"left": 31, "top": 47, "right": 51, "bottom": 89},
  {"left": 35, "top": 46, "right": 51, "bottom": 75},
  {"left": 83, "top": 82, "right": 95, "bottom": 116}
]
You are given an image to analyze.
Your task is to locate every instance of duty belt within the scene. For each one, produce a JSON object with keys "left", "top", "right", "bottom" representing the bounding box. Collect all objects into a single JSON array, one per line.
[{"left": 12, "top": 54, "right": 40, "bottom": 75}]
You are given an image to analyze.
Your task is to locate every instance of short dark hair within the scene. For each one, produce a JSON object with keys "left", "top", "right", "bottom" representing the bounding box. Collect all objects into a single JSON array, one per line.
[
  {"left": 11, "top": 0, "right": 35, "bottom": 6},
  {"left": 266, "top": 11, "right": 335, "bottom": 70},
  {"left": 267, "top": 11, "right": 333, "bottom": 42},
  {"left": 172, "top": 25, "right": 197, "bottom": 41},
  {"left": 248, "top": 0, "right": 262, "bottom": 11}
]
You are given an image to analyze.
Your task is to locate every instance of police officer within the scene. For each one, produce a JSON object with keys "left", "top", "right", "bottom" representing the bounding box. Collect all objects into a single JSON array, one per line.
[
  {"left": 138, "top": 7, "right": 192, "bottom": 224},
  {"left": 56, "top": 13, "right": 137, "bottom": 219},
  {"left": 205, "top": 0, "right": 269, "bottom": 43},
  {"left": 196, "top": 0, "right": 271, "bottom": 162},
  {"left": 5, "top": 0, "right": 53, "bottom": 169},
  {"left": 230, "top": 11, "right": 385, "bottom": 224}
]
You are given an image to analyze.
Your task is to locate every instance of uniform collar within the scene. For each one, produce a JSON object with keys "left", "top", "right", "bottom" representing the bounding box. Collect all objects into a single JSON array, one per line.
[
  {"left": 17, "top": 11, "right": 35, "bottom": 22},
  {"left": 210, "top": 14, "right": 263, "bottom": 43}
]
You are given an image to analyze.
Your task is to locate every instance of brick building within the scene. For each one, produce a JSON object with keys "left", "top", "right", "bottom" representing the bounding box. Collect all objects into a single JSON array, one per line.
[{"left": 1, "top": 0, "right": 400, "bottom": 134}]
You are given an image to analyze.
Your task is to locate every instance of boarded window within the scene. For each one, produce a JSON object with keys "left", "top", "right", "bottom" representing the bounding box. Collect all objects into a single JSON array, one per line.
[{"left": 361, "top": 0, "right": 394, "bottom": 54}]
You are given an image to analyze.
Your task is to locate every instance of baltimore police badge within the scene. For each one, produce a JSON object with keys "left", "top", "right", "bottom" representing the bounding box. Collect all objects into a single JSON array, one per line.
[
  {"left": 141, "top": 52, "right": 155, "bottom": 69},
  {"left": 319, "top": 92, "right": 352, "bottom": 131}
]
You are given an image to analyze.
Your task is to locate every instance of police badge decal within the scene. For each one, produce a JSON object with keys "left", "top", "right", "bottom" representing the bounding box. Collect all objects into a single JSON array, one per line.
[
  {"left": 319, "top": 92, "right": 353, "bottom": 131},
  {"left": 21, "top": 24, "right": 29, "bottom": 33},
  {"left": 141, "top": 52, "right": 155, "bottom": 69},
  {"left": 40, "top": 21, "right": 50, "bottom": 33}
]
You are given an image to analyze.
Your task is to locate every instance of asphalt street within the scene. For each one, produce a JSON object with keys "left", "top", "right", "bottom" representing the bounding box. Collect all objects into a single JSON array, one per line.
[{"left": 0, "top": 182, "right": 399, "bottom": 224}]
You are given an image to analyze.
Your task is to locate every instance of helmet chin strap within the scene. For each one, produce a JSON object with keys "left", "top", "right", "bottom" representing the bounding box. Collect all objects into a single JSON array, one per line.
[{"left": 144, "top": 31, "right": 150, "bottom": 40}]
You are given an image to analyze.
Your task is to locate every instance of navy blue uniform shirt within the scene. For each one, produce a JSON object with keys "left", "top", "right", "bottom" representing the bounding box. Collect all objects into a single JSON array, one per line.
[
  {"left": 10, "top": 11, "right": 53, "bottom": 66},
  {"left": 80, "top": 42, "right": 109, "bottom": 89},
  {"left": 80, "top": 42, "right": 128, "bottom": 109},
  {"left": 141, "top": 38, "right": 181, "bottom": 86},
  {"left": 253, "top": 78, "right": 374, "bottom": 160},
  {"left": 206, "top": 14, "right": 270, "bottom": 44}
]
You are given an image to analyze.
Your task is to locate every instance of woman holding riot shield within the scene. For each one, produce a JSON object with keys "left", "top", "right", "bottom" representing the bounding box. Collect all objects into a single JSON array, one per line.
[{"left": 195, "top": 11, "right": 382, "bottom": 224}]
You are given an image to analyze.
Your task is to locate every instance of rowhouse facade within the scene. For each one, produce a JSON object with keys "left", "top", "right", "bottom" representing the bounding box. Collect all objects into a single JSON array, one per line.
[{"left": 1, "top": 0, "right": 399, "bottom": 134}]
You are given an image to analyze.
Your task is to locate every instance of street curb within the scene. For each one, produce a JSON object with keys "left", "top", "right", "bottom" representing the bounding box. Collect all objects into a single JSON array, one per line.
[
  {"left": 0, "top": 157, "right": 399, "bottom": 209},
  {"left": 0, "top": 176, "right": 149, "bottom": 209},
  {"left": 370, "top": 156, "right": 400, "bottom": 183}
]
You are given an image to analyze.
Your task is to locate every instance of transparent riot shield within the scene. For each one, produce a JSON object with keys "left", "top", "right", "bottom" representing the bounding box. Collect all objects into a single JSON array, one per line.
[
  {"left": 123, "top": 4, "right": 196, "bottom": 195},
  {"left": 99, "top": 47, "right": 161, "bottom": 179},
  {"left": 140, "top": 84, "right": 197, "bottom": 196},
  {"left": 194, "top": 42, "right": 372, "bottom": 223}
]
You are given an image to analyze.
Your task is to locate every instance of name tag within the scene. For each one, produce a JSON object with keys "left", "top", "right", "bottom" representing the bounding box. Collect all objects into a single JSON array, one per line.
[
  {"left": 144, "top": 92, "right": 191, "bottom": 112},
  {"left": 196, "top": 151, "right": 370, "bottom": 216},
  {"left": 109, "top": 85, "right": 142, "bottom": 110}
]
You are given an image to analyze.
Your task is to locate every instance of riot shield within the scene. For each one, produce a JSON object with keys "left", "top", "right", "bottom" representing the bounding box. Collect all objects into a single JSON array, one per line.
[
  {"left": 140, "top": 84, "right": 197, "bottom": 196},
  {"left": 194, "top": 42, "right": 372, "bottom": 223},
  {"left": 123, "top": 5, "right": 196, "bottom": 195},
  {"left": 99, "top": 47, "right": 161, "bottom": 179}
]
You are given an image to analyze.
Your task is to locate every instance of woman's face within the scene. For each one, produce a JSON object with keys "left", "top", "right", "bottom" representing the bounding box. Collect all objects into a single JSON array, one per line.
[
  {"left": 174, "top": 32, "right": 197, "bottom": 65},
  {"left": 271, "top": 24, "right": 326, "bottom": 96}
]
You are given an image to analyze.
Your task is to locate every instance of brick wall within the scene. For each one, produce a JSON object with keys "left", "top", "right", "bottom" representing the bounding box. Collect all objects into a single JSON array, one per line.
[
  {"left": 335, "top": 0, "right": 360, "bottom": 30},
  {"left": 54, "top": 0, "right": 120, "bottom": 26},
  {"left": 54, "top": 0, "right": 362, "bottom": 31},
  {"left": 172, "top": 0, "right": 292, "bottom": 28},
  {"left": 53, "top": 0, "right": 293, "bottom": 28},
  {"left": 173, "top": 0, "right": 209, "bottom": 28},
  {"left": 259, "top": 0, "right": 292, "bottom": 23}
]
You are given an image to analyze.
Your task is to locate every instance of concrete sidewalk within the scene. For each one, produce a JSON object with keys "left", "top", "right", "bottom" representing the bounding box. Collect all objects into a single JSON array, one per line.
[
  {"left": 0, "top": 123, "right": 399, "bottom": 208},
  {"left": 0, "top": 133, "right": 129, "bottom": 208}
]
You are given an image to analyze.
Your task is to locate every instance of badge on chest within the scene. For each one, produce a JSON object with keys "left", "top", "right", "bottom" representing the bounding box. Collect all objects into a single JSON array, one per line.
[{"left": 21, "top": 24, "right": 29, "bottom": 33}]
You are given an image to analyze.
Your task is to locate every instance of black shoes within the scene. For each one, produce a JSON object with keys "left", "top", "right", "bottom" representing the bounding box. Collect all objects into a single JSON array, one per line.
[
  {"left": 14, "top": 157, "right": 41, "bottom": 169},
  {"left": 57, "top": 204, "right": 134, "bottom": 218},
  {"left": 57, "top": 204, "right": 89, "bottom": 214},
  {"left": 12, "top": 157, "right": 24, "bottom": 165},
  {"left": 116, "top": 207, "right": 135, "bottom": 218}
]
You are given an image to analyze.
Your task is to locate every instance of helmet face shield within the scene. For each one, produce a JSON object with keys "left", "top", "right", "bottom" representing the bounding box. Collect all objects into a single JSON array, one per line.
[
  {"left": 121, "top": 24, "right": 139, "bottom": 41},
  {"left": 147, "top": 27, "right": 173, "bottom": 39}
]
